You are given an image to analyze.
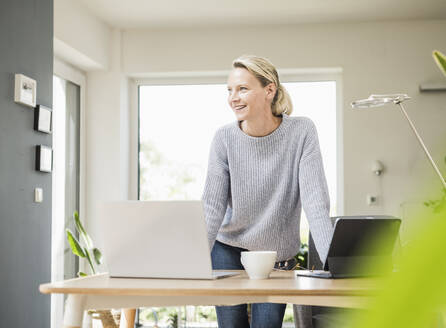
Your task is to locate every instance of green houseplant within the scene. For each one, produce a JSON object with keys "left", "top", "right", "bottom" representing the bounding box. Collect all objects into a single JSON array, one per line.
[
  {"left": 66, "top": 212, "right": 122, "bottom": 328},
  {"left": 433, "top": 50, "right": 446, "bottom": 77},
  {"left": 66, "top": 211, "right": 102, "bottom": 276}
]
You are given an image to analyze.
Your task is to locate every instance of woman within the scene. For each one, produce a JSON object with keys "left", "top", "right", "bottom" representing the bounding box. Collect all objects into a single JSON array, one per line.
[{"left": 202, "top": 55, "right": 333, "bottom": 328}]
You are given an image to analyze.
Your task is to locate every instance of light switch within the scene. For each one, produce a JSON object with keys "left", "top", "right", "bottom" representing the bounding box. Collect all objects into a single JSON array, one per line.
[{"left": 34, "top": 188, "right": 43, "bottom": 203}]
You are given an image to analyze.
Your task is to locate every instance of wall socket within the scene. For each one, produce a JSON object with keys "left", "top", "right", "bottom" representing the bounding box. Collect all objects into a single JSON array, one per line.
[
  {"left": 367, "top": 194, "right": 378, "bottom": 205},
  {"left": 34, "top": 188, "right": 43, "bottom": 203}
]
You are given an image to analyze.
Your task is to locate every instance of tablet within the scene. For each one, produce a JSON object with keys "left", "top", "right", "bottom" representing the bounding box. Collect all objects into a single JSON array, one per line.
[{"left": 298, "top": 216, "right": 401, "bottom": 278}]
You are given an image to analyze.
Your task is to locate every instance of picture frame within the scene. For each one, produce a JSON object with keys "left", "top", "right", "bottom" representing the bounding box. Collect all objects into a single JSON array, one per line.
[
  {"left": 14, "top": 74, "right": 37, "bottom": 108},
  {"left": 34, "top": 105, "right": 52, "bottom": 134},
  {"left": 35, "top": 145, "right": 52, "bottom": 173}
]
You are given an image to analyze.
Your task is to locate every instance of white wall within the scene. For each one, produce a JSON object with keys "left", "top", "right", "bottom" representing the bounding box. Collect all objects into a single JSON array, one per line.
[
  {"left": 84, "top": 30, "right": 132, "bottom": 251},
  {"left": 54, "top": 0, "right": 112, "bottom": 70},
  {"left": 121, "top": 21, "right": 446, "bottom": 220}
]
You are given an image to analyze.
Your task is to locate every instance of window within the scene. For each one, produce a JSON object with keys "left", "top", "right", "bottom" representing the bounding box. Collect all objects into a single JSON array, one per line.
[
  {"left": 139, "top": 81, "right": 337, "bottom": 208},
  {"left": 139, "top": 84, "right": 233, "bottom": 201}
]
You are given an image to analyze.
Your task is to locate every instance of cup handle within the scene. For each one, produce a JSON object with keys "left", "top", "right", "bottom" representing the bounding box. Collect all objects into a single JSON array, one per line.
[{"left": 240, "top": 256, "right": 244, "bottom": 266}]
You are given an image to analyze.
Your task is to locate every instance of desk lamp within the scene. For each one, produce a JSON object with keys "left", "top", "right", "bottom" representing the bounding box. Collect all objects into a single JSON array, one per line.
[{"left": 351, "top": 94, "right": 446, "bottom": 189}]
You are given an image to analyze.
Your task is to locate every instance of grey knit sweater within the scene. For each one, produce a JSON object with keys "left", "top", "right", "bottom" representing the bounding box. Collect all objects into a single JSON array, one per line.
[{"left": 202, "top": 114, "right": 334, "bottom": 263}]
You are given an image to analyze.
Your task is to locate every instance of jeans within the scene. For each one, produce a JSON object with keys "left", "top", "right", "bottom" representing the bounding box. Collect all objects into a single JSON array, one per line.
[{"left": 211, "top": 240, "right": 287, "bottom": 328}]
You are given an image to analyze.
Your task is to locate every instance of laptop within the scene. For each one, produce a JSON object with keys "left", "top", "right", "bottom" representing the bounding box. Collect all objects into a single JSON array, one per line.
[
  {"left": 99, "top": 200, "right": 239, "bottom": 280},
  {"left": 296, "top": 216, "right": 401, "bottom": 279}
]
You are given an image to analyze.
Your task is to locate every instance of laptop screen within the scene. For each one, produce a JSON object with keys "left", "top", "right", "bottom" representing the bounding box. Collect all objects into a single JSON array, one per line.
[{"left": 324, "top": 216, "right": 401, "bottom": 273}]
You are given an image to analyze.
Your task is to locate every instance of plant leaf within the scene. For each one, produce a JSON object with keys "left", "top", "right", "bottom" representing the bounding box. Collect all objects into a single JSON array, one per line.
[
  {"left": 433, "top": 50, "right": 446, "bottom": 77},
  {"left": 73, "top": 211, "right": 93, "bottom": 249},
  {"left": 66, "top": 229, "right": 86, "bottom": 258},
  {"left": 93, "top": 247, "right": 103, "bottom": 265},
  {"left": 78, "top": 272, "right": 87, "bottom": 277},
  {"left": 85, "top": 249, "right": 96, "bottom": 274}
]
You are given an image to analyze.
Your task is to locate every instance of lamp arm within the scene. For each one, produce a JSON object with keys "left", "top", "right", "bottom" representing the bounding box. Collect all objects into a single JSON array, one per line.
[{"left": 397, "top": 102, "right": 446, "bottom": 189}]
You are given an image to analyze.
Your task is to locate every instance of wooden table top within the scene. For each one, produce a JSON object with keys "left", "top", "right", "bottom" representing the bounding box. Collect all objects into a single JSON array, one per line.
[{"left": 40, "top": 270, "right": 378, "bottom": 297}]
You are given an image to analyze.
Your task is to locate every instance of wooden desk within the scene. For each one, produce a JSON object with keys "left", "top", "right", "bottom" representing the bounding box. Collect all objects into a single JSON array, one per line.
[{"left": 40, "top": 270, "right": 376, "bottom": 328}]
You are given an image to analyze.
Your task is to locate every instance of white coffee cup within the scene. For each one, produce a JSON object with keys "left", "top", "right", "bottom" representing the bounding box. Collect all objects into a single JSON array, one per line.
[{"left": 240, "top": 251, "right": 277, "bottom": 279}]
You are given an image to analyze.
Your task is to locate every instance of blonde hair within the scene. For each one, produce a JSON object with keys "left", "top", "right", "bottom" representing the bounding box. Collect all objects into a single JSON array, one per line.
[{"left": 232, "top": 55, "right": 293, "bottom": 116}]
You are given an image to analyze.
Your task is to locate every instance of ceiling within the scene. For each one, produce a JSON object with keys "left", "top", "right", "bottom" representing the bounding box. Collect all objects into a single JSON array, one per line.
[{"left": 77, "top": 0, "right": 446, "bottom": 29}]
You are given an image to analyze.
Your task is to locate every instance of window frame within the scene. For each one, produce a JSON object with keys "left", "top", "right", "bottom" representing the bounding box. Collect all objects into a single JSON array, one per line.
[
  {"left": 52, "top": 58, "right": 87, "bottom": 328},
  {"left": 132, "top": 68, "right": 344, "bottom": 214}
]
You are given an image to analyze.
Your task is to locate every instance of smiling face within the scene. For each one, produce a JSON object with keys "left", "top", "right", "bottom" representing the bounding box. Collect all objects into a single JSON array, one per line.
[{"left": 227, "top": 67, "right": 276, "bottom": 122}]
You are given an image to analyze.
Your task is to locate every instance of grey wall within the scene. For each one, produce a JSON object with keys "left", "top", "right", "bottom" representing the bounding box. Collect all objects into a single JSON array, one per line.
[{"left": 0, "top": 0, "right": 53, "bottom": 327}]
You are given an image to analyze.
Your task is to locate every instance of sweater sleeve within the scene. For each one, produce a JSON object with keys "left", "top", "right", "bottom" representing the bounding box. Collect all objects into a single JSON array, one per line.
[
  {"left": 202, "top": 130, "right": 230, "bottom": 252},
  {"left": 299, "top": 120, "right": 334, "bottom": 264}
]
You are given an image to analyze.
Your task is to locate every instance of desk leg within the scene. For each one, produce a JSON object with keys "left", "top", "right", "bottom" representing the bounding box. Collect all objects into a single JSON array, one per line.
[
  {"left": 119, "top": 309, "right": 136, "bottom": 328},
  {"left": 63, "top": 294, "right": 86, "bottom": 328}
]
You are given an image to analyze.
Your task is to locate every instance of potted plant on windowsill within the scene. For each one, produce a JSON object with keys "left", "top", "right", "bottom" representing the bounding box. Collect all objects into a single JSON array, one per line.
[{"left": 66, "top": 211, "right": 121, "bottom": 328}]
